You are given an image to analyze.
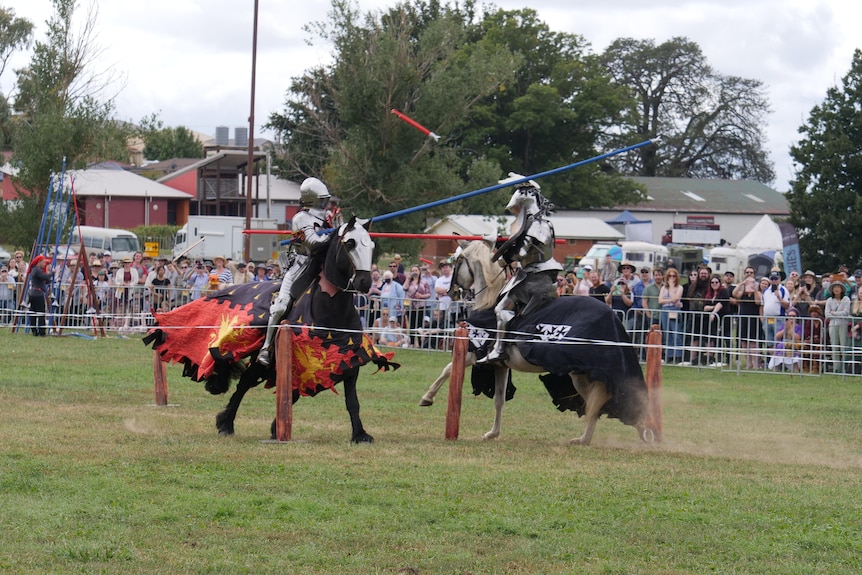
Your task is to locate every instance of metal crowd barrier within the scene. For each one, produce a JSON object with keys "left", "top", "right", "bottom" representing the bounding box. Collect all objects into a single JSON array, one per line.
[
  {"left": 622, "top": 307, "right": 862, "bottom": 376},
  {"left": 5, "top": 281, "right": 862, "bottom": 377}
]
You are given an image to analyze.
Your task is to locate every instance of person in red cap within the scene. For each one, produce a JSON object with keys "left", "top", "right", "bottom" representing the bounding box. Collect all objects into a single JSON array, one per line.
[{"left": 28, "top": 255, "right": 52, "bottom": 336}]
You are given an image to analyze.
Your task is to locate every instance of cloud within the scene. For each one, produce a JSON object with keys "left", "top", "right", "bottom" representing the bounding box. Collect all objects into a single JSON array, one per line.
[{"left": 4, "top": 0, "right": 860, "bottom": 190}]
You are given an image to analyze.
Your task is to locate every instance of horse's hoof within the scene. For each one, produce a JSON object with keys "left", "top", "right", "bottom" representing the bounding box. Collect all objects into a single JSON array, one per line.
[
  {"left": 218, "top": 429, "right": 234, "bottom": 436},
  {"left": 568, "top": 437, "right": 589, "bottom": 446},
  {"left": 640, "top": 427, "right": 657, "bottom": 443},
  {"left": 482, "top": 432, "right": 499, "bottom": 441},
  {"left": 351, "top": 433, "right": 375, "bottom": 444},
  {"left": 419, "top": 398, "right": 433, "bottom": 407},
  {"left": 257, "top": 348, "right": 271, "bottom": 367}
]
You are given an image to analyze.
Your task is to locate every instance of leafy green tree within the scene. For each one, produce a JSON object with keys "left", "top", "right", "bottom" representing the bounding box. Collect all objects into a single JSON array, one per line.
[
  {"left": 267, "top": 0, "right": 644, "bottom": 251},
  {"left": 4, "top": 0, "right": 130, "bottom": 247},
  {"left": 139, "top": 115, "right": 203, "bottom": 160},
  {"left": 0, "top": 7, "right": 34, "bottom": 149},
  {"left": 0, "top": 7, "right": 33, "bottom": 81},
  {"left": 600, "top": 37, "right": 774, "bottom": 183},
  {"left": 786, "top": 49, "right": 862, "bottom": 271},
  {"left": 456, "top": 8, "right": 643, "bottom": 210},
  {"left": 267, "top": 0, "right": 518, "bottom": 251}
]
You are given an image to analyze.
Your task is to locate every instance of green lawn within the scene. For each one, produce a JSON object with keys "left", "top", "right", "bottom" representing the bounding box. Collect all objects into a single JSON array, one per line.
[{"left": 0, "top": 330, "right": 859, "bottom": 574}]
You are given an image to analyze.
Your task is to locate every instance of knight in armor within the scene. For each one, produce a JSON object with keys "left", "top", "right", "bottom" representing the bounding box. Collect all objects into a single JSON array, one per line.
[
  {"left": 257, "top": 177, "right": 339, "bottom": 366},
  {"left": 476, "top": 173, "right": 562, "bottom": 364}
]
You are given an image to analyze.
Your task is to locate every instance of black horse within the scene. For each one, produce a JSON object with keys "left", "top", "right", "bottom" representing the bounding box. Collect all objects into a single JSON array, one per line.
[{"left": 145, "top": 218, "right": 396, "bottom": 443}]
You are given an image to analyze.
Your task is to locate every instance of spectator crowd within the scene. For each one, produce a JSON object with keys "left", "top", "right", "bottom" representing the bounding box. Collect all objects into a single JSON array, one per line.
[
  {"left": 5, "top": 245, "right": 862, "bottom": 375},
  {"left": 562, "top": 259, "right": 862, "bottom": 374}
]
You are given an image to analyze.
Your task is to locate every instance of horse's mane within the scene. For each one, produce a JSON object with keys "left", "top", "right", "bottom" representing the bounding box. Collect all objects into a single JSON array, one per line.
[{"left": 460, "top": 240, "right": 505, "bottom": 311}]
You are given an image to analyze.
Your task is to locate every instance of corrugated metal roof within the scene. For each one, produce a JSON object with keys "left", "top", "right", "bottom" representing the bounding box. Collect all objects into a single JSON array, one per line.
[
  {"left": 69, "top": 167, "right": 192, "bottom": 198},
  {"left": 426, "top": 214, "right": 624, "bottom": 241},
  {"left": 620, "top": 177, "right": 789, "bottom": 215},
  {"left": 156, "top": 150, "right": 268, "bottom": 182}
]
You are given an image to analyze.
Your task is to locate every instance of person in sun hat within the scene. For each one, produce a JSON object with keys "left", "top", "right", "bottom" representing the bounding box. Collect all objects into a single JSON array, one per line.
[
  {"left": 800, "top": 269, "right": 819, "bottom": 301},
  {"left": 211, "top": 255, "right": 233, "bottom": 287},
  {"left": 252, "top": 262, "right": 269, "bottom": 282},
  {"left": 825, "top": 278, "right": 851, "bottom": 373},
  {"left": 761, "top": 269, "right": 790, "bottom": 349},
  {"left": 617, "top": 260, "right": 640, "bottom": 289}
]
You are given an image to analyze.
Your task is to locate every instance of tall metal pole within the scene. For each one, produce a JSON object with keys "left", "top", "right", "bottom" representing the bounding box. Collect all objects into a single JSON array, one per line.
[{"left": 244, "top": 0, "right": 259, "bottom": 261}]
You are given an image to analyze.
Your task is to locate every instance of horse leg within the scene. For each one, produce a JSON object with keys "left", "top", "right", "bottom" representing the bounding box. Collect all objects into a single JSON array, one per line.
[
  {"left": 420, "top": 352, "right": 476, "bottom": 406},
  {"left": 482, "top": 365, "right": 510, "bottom": 440},
  {"left": 215, "top": 362, "right": 270, "bottom": 436},
  {"left": 420, "top": 362, "right": 452, "bottom": 406},
  {"left": 215, "top": 371, "right": 255, "bottom": 436},
  {"left": 342, "top": 369, "right": 373, "bottom": 444},
  {"left": 569, "top": 374, "right": 611, "bottom": 446}
]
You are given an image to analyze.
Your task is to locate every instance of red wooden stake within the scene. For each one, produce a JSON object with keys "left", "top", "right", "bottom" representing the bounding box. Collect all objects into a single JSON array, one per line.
[
  {"left": 644, "top": 325, "right": 664, "bottom": 442},
  {"left": 445, "top": 323, "right": 469, "bottom": 440},
  {"left": 153, "top": 349, "right": 168, "bottom": 406},
  {"left": 274, "top": 324, "right": 293, "bottom": 442}
]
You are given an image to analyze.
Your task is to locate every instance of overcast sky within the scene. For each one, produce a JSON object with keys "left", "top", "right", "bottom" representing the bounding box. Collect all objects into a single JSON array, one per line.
[{"left": 3, "top": 0, "right": 860, "bottom": 191}]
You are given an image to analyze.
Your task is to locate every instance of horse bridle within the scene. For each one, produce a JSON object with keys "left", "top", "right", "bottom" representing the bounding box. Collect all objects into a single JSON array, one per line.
[
  {"left": 330, "top": 227, "right": 357, "bottom": 292},
  {"left": 451, "top": 250, "right": 504, "bottom": 301}
]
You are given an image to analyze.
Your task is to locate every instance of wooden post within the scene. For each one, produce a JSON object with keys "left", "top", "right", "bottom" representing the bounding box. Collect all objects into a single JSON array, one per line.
[
  {"left": 644, "top": 325, "right": 663, "bottom": 442},
  {"left": 274, "top": 323, "right": 293, "bottom": 442},
  {"left": 153, "top": 349, "right": 168, "bottom": 406},
  {"left": 445, "top": 322, "right": 469, "bottom": 440}
]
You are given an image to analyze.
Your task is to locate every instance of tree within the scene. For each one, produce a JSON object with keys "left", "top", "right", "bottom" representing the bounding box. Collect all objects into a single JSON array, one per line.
[
  {"left": 456, "top": 8, "right": 644, "bottom": 210},
  {"left": 786, "top": 49, "right": 862, "bottom": 271},
  {"left": 267, "top": 0, "right": 519, "bottom": 247},
  {"left": 4, "top": 0, "right": 130, "bottom": 247},
  {"left": 0, "top": 7, "right": 34, "bottom": 149},
  {"left": 0, "top": 7, "right": 33, "bottom": 82},
  {"left": 139, "top": 115, "right": 203, "bottom": 161},
  {"left": 267, "top": 0, "right": 644, "bottom": 248},
  {"left": 600, "top": 37, "right": 774, "bottom": 183}
]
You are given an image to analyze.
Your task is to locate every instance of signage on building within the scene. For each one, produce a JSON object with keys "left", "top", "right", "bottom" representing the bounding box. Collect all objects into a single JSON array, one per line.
[
  {"left": 672, "top": 222, "right": 721, "bottom": 245},
  {"left": 686, "top": 215, "right": 714, "bottom": 225}
]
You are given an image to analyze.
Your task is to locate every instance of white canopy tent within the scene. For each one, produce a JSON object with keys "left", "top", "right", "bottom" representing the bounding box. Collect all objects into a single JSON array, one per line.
[{"left": 736, "top": 214, "right": 783, "bottom": 255}]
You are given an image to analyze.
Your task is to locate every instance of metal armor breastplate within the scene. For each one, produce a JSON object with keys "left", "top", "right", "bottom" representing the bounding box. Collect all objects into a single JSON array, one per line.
[
  {"left": 519, "top": 219, "right": 556, "bottom": 268},
  {"left": 291, "top": 210, "right": 327, "bottom": 256}
]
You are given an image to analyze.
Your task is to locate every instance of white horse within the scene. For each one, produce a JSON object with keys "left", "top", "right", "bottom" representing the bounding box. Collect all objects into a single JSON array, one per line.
[
  {"left": 419, "top": 238, "right": 505, "bottom": 407},
  {"left": 420, "top": 239, "right": 653, "bottom": 446}
]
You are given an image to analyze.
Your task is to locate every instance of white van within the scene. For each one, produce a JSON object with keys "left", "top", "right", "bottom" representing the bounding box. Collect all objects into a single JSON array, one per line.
[
  {"left": 706, "top": 246, "right": 749, "bottom": 278},
  {"left": 620, "top": 241, "right": 669, "bottom": 271},
  {"left": 69, "top": 225, "right": 141, "bottom": 262},
  {"left": 578, "top": 243, "right": 620, "bottom": 271}
]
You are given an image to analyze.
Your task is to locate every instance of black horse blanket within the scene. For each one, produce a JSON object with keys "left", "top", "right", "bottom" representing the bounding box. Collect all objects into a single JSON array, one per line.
[
  {"left": 464, "top": 295, "right": 647, "bottom": 425},
  {"left": 143, "top": 280, "right": 397, "bottom": 396}
]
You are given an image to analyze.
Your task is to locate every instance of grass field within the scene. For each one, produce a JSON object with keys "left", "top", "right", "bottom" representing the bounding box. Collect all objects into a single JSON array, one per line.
[{"left": 1, "top": 329, "right": 860, "bottom": 574}]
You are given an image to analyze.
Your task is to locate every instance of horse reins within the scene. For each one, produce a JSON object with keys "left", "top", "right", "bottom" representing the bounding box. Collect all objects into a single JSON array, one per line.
[{"left": 453, "top": 253, "right": 505, "bottom": 300}]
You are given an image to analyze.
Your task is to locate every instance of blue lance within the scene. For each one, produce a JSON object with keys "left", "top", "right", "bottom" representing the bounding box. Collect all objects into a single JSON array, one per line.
[
  {"left": 370, "top": 138, "right": 657, "bottom": 223},
  {"left": 279, "top": 137, "right": 657, "bottom": 244}
]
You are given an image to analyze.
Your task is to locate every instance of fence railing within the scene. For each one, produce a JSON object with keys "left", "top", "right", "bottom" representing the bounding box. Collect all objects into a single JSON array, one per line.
[{"left": 5, "top": 283, "right": 862, "bottom": 377}]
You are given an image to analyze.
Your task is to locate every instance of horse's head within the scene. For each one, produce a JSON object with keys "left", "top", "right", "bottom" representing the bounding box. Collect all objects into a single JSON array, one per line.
[
  {"left": 449, "top": 237, "right": 501, "bottom": 310},
  {"left": 449, "top": 245, "right": 473, "bottom": 301},
  {"left": 326, "top": 216, "right": 374, "bottom": 293}
]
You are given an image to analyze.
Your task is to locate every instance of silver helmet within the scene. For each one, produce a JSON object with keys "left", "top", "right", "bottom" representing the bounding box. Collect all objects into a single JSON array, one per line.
[
  {"left": 505, "top": 188, "right": 541, "bottom": 217},
  {"left": 299, "top": 177, "right": 331, "bottom": 211}
]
